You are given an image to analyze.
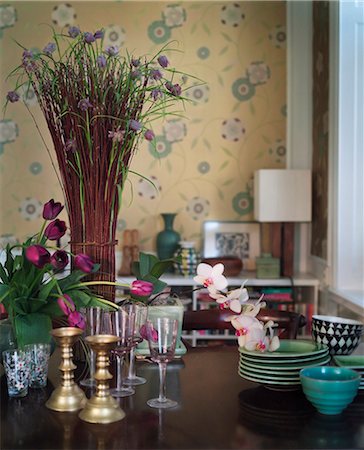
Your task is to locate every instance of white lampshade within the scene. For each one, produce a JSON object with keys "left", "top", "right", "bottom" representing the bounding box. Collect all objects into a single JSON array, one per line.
[{"left": 254, "top": 169, "right": 312, "bottom": 222}]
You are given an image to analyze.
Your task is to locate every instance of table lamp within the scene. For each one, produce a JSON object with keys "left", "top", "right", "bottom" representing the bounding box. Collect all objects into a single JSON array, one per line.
[{"left": 254, "top": 169, "right": 312, "bottom": 277}]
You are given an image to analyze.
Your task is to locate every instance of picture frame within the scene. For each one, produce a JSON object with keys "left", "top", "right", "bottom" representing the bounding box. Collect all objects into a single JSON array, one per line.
[{"left": 203, "top": 221, "right": 261, "bottom": 271}]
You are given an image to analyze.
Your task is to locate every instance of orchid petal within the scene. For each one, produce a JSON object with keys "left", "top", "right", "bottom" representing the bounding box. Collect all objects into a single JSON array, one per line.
[
  {"left": 211, "top": 263, "right": 225, "bottom": 277},
  {"left": 196, "top": 263, "right": 212, "bottom": 277},
  {"left": 270, "top": 336, "right": 280, "bottom": 352},
  {"left": 230, "top": 299, "right": 242, "bottom": 313}
]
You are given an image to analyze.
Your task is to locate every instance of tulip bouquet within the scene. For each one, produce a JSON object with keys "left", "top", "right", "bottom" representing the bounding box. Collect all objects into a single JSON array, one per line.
[
  {"left": 0, "top": 199, "right": 118, "bottom": 348},
  {"left": 5, "top": 27, "right": 191, "bottom": 302},
  {"left": 194, "top": 263, "right": 280, "bottom": 352}
]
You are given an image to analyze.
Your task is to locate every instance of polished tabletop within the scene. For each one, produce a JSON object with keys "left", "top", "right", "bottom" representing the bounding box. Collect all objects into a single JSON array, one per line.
[{"left": 1, "top": 346, "right": 364, "bottom": 450}]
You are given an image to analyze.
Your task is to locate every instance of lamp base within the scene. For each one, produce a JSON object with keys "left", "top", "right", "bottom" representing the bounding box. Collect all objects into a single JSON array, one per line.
[{"left": 270, "top": 222, "right": 294, "bottom": 278}]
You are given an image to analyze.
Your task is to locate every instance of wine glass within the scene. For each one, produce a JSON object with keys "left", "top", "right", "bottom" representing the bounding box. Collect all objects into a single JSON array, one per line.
[
  {"left": 80, "top": 307, "right": 103, "bottom": 387},
  {"left": 146, "top": 317, "right": 178, "bottom": 409},
  {"left": 124, "top": 303, "right": 148, "bottom": 386},
  {"left": 108, "top": 305, "right": 137, "bottom": 398}
]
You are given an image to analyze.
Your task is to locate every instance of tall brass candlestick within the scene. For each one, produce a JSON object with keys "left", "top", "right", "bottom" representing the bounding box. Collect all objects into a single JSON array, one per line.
[
  {"left": 46, "top": 327, "right": 87, "bottom": 412},
  {"left": 79, "top": 334, "right": 125, "bottom": 424}
]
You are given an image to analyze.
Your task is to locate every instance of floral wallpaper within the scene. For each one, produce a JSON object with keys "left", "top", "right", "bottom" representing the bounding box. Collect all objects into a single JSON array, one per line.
[{"left": 0, "top": 1, "right": 286, "bottom": 253}]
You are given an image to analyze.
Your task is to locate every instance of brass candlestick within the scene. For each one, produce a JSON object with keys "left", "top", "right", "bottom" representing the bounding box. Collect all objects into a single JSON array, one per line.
[
  {"left": 46, "top": 327, "right": 87, "bottom": 412},
  {"left": 79, "top": 334, "right": 125, "bottom": 424}
]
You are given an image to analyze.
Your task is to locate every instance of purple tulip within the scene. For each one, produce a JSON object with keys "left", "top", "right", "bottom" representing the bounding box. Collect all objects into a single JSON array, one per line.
[
  {"left": 78, "top": 98, "right": 92, "bottom": 111},
  {"left": 151, "top": 69, "right": 162, "bottom": 81},
  {"left": 151, "top": 89, "right": 162, "bottom": 101},
  {"left": 65, "top": 139, "right": 77, "bottom": 152},
  {"left": 43, "top": 42, "right": 56, "bottom": 56},
  {"left": 157, "top": 55, "right": 169, "bottom": 68},
  {"left": 51, "top": 250, "right": 69, "bottom": 270},
  {"left": 43, "top": 199, "right": 64, "bottom": 220},
  {"left": 144, "top": 129, "right": 155, "bottom": 141},
  {"left": 7, "top": 91, "right": 19, "bottom": 103},
  {"left": 129, "top": 119, "right": 141, "bottom": 132},
  {"left": 44, "top": 219, "right": 67, "bottom": 241},
  {"left": 105, "top": 45, "right": 119, "bottom": 56},
  {"left": 25, "top": 245, "right": 51, "bottom": 269},
  {"left": 84, "top": 32, "right": 95, "bottom": 44},
  {"left": 68, "top": 26, "right": 80, "bottom": 38},
  {"left": 74, "top": 253, "right": 94, "bottom": 273},
  {"left": 57, "top": 294, "right": 75, "bottom": 316},
  {"left": 94, "top": 29, "right": 104, "bottom": 39},
  {"left": 131, "top": 58, "right": 140, "bottom": 67},
  {"left": 97, "top": 54, "right": 107, "bottom": 69},
  {"left": 130, "top": 280, "right": 154, "bottom": 297},
  {"left": 68, "top": 311, "right": 86, "bottom": 330}
]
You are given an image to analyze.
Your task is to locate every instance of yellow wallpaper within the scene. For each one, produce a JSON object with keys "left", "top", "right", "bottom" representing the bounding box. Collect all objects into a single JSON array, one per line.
[{"left": 0, "top": 1, "right": 286, "bottom": 253}]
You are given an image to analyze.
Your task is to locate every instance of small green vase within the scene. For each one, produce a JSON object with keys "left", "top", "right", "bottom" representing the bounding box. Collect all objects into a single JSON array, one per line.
[{"left": 156, "top": 213, "right": 181, "bottom": 262}]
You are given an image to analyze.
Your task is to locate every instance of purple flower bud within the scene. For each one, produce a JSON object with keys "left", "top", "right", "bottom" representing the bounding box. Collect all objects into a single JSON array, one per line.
[
  {"left": 43, "top": 199, "right": 64, "bottom": 220},
  {"left": 43, "top": 42, "right": 56, "bottom": 56},
  {"left": 22, "top": 49, "right": 33, "bottom": 60},
  {"left": 144, "top": 129, "right": 155, "bottom": 141},
  {"left": 94, "top": 29, "right": 104, "bottom": 39},
  {"left": 108, "top": 129, "right": 125, "bottom": 143},
  {"left": 84, "top": 32, "right": 96, "bottom": 44},
  {"left": 129, "top": 119, "right": 141, "bottom": 132},
  {"left": 151, "top": 69, "right": 162, "bottom": 81},
  {"left": 166, "top": 82, "right": 182, "bottom": 97},
  {"left": 151, "top": 89, "right": 162, "bottom": 101},
  {"left": 68, "top": 26, "right": 80, "bottom": 38},
  {"left": 78, "top": 98, "right": 92, "bottom": 111},
  {"left": 131, "top": 70, "right": 141, "bottom": 79},
  {"left": 7, "top": 91, "right": 20, "bottom": 103},
  {"left": 97, "top": 54, "right": 107, "bottom": 69},
  {"left": 65, "top": 139, "right": 77, "bottom": 152},
  {"left": 44, "top": 219, "right": 67, "bottom": 241},
  {"left": 131, "top": 58, "right": 140, "bottom": 67},
  {"left": 68, "top": 311, "right": 86, "bottom": 330},
  {"left": 26, "top": 245, "right": 51, "bottom": 269},
  {"left": 158, "top": 55, "right": 169, "bottom": 68},
  {"left": 105, "top": 45, "right": 119, "bottom": 56},
  {"left": 74, "top": 253, "right": 94, "bottom": 273},
  {"left": 51, "top": 249, "right": 69, "bottom": 270},
  {"left": 57, "top": 294, "right": 75, "bottom": 316}
]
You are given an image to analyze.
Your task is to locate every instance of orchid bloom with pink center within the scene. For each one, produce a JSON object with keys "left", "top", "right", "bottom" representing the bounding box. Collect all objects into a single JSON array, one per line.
[
  {"left": 193, "top": 263, "right": 228, "bottom": 292},
  {"left": 209, "top": 282, "right": 249, "bottom": 313},
  {"left": 244, "top": 321, "right": 280, "bottom": 352},
  {"left": 231, "top": 315, "right": 263, "bottom": 348}
]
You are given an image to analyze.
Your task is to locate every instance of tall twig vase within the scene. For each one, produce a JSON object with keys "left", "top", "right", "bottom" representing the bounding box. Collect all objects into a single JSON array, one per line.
[{"left": 46, "top": 327, "right": 87, "bottom": 412}]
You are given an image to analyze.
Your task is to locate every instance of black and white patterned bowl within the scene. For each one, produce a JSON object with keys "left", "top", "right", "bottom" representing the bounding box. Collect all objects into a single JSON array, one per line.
[
  {"left": 312, "top": 330, "right": 362, "bottom": 355},
  {"left": 312, "top": 315, "right": 363, "bottom": 337}
]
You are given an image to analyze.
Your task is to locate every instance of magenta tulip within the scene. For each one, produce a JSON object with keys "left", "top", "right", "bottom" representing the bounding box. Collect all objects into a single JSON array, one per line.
[
  {"left": 130, "top": 280, "right": 154, "bottom": 297},
  {"left": 68, "top": 311, "right": 86, "bottom": 330},
  {"left": 51, "top": 250, "right": 69, "bottom": 270},
  {"left": 25, "top": 245, "right": 51, "bottom": 269},
  {"left": 57, "top": 294, "right": 75, "bottom": 316},
  {"left": 74, "top": 253, "right": 94, "bottom": 273},
  {"left": 42, "top": 199, "right": 64, "bottom": 220},
  {"left": 44, "top": 219, "right": 67, "bottom": 241}
]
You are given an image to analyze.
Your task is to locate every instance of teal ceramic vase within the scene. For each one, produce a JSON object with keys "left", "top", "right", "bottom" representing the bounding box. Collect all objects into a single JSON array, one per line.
[{"left": 156, "top": 213, "right": 181, "bottom": 262}]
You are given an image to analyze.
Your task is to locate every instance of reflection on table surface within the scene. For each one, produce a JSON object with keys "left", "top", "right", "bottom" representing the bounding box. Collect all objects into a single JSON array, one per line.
[{"left": 1, "top": 346, "right": 364, "bottom": 450}]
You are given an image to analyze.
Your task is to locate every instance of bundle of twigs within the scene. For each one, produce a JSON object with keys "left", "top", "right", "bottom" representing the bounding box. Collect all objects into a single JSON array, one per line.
[{"left": 7, "top": 27, "right": 186, "bottom": 300}]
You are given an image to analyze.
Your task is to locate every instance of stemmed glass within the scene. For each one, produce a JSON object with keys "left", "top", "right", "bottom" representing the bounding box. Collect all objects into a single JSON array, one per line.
[
  {"left": 146, "top": 317, "right": 178, "bottom": 409},
  {"left": 80, "top": 307, "right": 103, "bottom": 387},
  {"left": 124, "top": 303, "right": 148, "bottom": 386},
  {"left": 106, "top": 305, "right": 137, "bottom": 398}
]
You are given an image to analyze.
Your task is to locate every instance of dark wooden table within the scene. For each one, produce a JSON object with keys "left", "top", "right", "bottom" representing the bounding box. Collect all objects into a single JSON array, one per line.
[{"left": 1, "top": 346, "right": 364, "bottom": 450}]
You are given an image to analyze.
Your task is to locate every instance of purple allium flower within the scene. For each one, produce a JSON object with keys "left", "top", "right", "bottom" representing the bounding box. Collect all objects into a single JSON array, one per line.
[
  {"left": 22, "top": 49, "right": 33, "bottom": 60},
  {"left": 26, "top": 245, "right": 51, "bottom": 269},
  {"left": 78, "top": 98, "right": 92, "bottom": 111},
  {"left": 7, "top": 91, "right": 19, "bottom": 103},
  {"left": 51, "top": 250, "right": 69, "bottom": 270},
  {"left": 97, "top": 54, "right": 107, "bottom": 69},
  {"left": 94, "top": 29, "right": 104, "bottom": 39},
  {"left": 131, "top": 58, "right": 140, "bottom": 67},
  {"left": 43, "top": 42, "right": 56, "bottom": 56},
  {"left": 131, "top": 70, "right": 141, "bottom": 79},
  {"left": 44, "top": 219, "right": 67, "bottom": 241},
  {"left": 144, "top": 129, "right": 155, "bottom": 141},
  {"left": 129, "top": 119, "right": 142, "bottom": 132},
  {"left": 105, "top": 45, "right": 119, "bottom": 56},
  {"left": 84, "top": 32, "right": 96, "bottom": 44},
  {"left": 158, "top": 55, "right": 169, "bottom": 68},
  {"left": 108, "top": 129, "right": 125, "bottom": 143},
  {"left": 151, "top": 69, "right": 163, "bottom": 81},
  {"left": 74, "top": 253, "right": 94, "bottom": 273},
  {"left": 151, "top": 89, "right": 162, "bottom": 101},
  {"left": 68, "top": 26, "right": 80, "bottom": 38},
  {"left": 43, "top": 199, "right": 64, "bottom": 220},
  {"left": 65, "top": 139, "right": 77, "bottom": 152},
  {"left": 166, "top": 82, "right": 182, "bottom": 97}
]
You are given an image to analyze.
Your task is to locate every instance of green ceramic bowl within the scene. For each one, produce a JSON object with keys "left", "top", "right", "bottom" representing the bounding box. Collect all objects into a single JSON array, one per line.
[{"left": 300, "top": 366, "right": 361, "bottom": 415}]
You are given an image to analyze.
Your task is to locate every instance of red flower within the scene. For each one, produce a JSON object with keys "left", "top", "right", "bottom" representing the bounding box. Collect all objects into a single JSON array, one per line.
[
  {"left": 25, "top": 245, "right": 51, "bottom": 268},
  {"left": 74, "top": 253, "right": 94, "bottom": 273},
  {"left": 51, "top": 250, "right": 69, "bottom": 270},
  {"left": 42, "top": 199, "right": 64, "bottom": 220},
  {"left": 44, "top": 219, "right": 67, "bottom": 241},
  {"left": 68, "top": 311, "right": 86, "bottom": 330}
]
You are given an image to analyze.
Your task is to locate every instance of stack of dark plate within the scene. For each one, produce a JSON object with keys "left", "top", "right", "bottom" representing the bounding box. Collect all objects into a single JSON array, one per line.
[{"left": 238, "top": 339, "right": 330, "bottom": 390}]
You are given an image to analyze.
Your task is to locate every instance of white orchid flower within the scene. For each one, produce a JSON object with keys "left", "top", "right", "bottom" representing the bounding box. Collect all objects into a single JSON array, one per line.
[
  {"left": 244, "top": 321, "right": 280, "bottom": 352},
  {"left": 194, "top": 263, "right": 228, "bottom": 291},
  {"left": 231, "top": 315, "right": 263, "bottom": 347},
  {"left": 209, "top": 283, "right": 249, "bottom": 313}
]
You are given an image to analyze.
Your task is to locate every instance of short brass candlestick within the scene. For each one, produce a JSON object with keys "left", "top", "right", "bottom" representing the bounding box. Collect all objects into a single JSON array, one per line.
[
  {"left": 46, "top": 327, "right": 87, "bottom": 412},
  {"left": 79, "top": 334, "right": 125, "bottom": 424}
]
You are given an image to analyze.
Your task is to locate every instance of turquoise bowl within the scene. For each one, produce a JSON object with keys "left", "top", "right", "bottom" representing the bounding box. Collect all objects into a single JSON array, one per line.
[{"left": 300, "top": 366, "right": 360, "bottom": 415}]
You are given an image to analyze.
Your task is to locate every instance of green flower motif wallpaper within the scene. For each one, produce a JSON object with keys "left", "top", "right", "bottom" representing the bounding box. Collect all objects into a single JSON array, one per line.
[{"left": 0, "top": 1, "right": 286, "bottom": 254}]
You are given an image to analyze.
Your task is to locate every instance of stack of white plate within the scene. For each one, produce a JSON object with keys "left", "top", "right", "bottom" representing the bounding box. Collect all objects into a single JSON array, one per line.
[
  {"left": 238, "top": 339, "right": 330, "bottom": 390},
  {"left": 333, "top": 355, "right": 364, "bottom": 390}
]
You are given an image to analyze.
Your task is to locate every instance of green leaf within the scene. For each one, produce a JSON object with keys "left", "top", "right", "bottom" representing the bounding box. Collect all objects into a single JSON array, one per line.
[
  {"left": 29, "top": 297, "right": 48, "bottom": 313},
  {"left": 203, "top": 138, "right": 211, "bottom": 150},
  {"left": 222, "top": 178, "right": 234, "bottom": 186},
  {"left": 14, "top": 313, "right": 52, "bottom": 348},
  {"left": 38, "top": 278, "right": 58, "bottom": 301},
  {"left": 218, "top": 189, "right": 224, "bottom": 200},
  {"left": 0, "top": 263, "right": 9, "bottom": 284},
  {"left": 218, "top": 75, "right": 224, "bottom": 87},
  {"left": 57, "top": 270, "right": 86, "bottom": 291},
  {"left": 0, "top": 284, "right": 10, "bottom": 301},
  {"left": 139, "top": 252, "right": 158, "bottom": 278},
  {"left": 222, "top": 147, "right": 233, "bottom": 157},
  {"left": 5, "top": 250, "right": 14, "bottom": 278},
  {"left": 150, "top": 259, "right": 176, "bottom": 279},
  {"left": 191, "top": 137, "right": 198, "bottom": 148}
]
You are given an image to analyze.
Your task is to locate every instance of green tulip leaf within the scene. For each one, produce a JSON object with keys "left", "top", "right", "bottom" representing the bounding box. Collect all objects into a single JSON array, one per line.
[{"left": 14, "top": 313, "right": 52, "bottom": 348}]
